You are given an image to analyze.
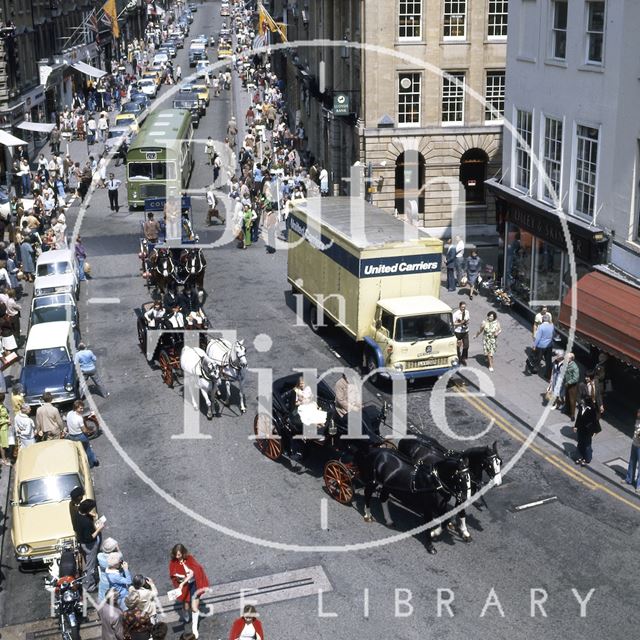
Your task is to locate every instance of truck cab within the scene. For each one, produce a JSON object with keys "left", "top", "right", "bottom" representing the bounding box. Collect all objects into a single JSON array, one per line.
[{"left": 367, "top": 297, "right": 458, "bottom": 379}]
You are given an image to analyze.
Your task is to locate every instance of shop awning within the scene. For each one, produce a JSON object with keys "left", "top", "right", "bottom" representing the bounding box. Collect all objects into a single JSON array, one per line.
[
  {"left": 16, "top": 121, "right": 56, "bottom": 133},
  {"left": 559, "top": 271, "right": 640, "bottom": 368},
  {"left": 71, "top": 61, "right": 107, "bottom": 79},
  {"left": 0, "top": 130, "right": 28, "bottom": 147}
]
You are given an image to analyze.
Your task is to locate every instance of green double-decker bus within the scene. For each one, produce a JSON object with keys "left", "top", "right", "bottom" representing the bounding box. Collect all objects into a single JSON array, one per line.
[{"left": 126, "top": 109, "right": 194, "bottom": 209}]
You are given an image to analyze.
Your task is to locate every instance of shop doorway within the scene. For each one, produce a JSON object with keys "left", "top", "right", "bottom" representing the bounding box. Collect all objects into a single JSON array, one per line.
[
  {"left": 395, "top": 150, "right": 425, "bottom": 219},
  {"left": 460, "top": 148, "right": 488, "bottom": 205}
]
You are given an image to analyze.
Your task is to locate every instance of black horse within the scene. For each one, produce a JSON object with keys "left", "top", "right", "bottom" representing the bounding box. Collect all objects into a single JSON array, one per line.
[
  {"left": 147, "top": 247, "right": 175, "bottom": 294},
  {"left": 173, "top": 248, "right": 206, "bottom": 291},
  {"left": 398, "top": 438, "right": 502, "bottom": 541},
  {"left": 359, "top": 447, "right": 471, "bottom": 554}
]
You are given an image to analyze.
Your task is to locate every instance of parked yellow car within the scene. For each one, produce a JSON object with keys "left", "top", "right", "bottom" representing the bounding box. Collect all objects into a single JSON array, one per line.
[
  {"left": 217, "top": 44, "right": 232, "bottom": 59},
  {"left": 115, "top": 113, "right": 140, "bottom": 134},
  {"left": 11, "top": 439, "right": 94, "bottom": 564}
]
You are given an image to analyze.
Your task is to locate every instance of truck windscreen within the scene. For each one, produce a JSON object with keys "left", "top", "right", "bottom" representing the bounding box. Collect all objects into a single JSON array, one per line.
[{"left": 395, "top": 314, "right": 453, "bottom": 342}]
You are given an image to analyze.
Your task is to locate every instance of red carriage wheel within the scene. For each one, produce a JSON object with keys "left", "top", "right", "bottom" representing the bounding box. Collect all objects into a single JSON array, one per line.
[
  {"left": 323, "top": 460, "right": 355, "bottom": 505},
  {"left": 253, "top": 414, "right": 283, "bottom": 460},
  {"left": 158, "top": 350, "right": 174, "bottom": 388}
]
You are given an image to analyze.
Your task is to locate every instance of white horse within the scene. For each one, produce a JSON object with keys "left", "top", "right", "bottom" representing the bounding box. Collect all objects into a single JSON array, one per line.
[
  {"left": 180, "top": 345, "right": 221, "bottom": 419},
  {"left": 205, "top": 337, "right": 248, "bottom": 414}
]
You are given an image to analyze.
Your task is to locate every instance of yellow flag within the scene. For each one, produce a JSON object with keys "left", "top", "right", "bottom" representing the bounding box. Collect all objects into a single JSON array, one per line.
[{"left": 102, "top": 0, "right": 120, "bottom": 39}]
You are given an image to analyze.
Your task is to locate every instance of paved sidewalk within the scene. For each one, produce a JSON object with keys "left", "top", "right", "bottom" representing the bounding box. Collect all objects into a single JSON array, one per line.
[{"left": 439, "top": 275, "right": 638, "bottom": 498}]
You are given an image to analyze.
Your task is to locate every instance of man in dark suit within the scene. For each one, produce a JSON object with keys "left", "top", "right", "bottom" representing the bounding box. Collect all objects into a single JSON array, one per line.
[{"left": 444, "top": 238, "right": 457, "bottom": 292}]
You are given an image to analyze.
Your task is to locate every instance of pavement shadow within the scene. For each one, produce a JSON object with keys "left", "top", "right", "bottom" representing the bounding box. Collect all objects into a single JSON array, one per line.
[{"left": 559, "top": 425, "right": 578, "bottom": 459}]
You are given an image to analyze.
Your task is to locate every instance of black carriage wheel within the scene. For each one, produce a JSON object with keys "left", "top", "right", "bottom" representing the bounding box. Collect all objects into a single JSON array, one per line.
[
  {"left": 253, "top": 414, "right": 282, "bottom": 460},
  {"left": 323, "top": 460, "right": 354, "bottom": 505},
  {"left": 137, "top": 317, "right": 147, "bottom": 351},
  {"left": 158, "top": 350, "right": 174, "bottom": 388}
]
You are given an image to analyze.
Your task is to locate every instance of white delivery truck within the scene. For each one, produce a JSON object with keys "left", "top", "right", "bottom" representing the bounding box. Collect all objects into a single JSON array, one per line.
[{"left": 287, "top": 198, "right": 459, "bottom": 380}]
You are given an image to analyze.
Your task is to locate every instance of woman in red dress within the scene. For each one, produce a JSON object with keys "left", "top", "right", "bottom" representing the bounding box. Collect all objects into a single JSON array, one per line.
[
  {"left": 228, "top": 605, "right": 264, "bottom": 640},
  {"left": 169, "top": 544, "right": 210, "bottom": 639}
]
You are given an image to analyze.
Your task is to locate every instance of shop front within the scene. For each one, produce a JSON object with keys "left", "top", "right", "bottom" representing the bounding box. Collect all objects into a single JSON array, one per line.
[{"left": 487, "top": 180, "right": 609, "bottom": 316}]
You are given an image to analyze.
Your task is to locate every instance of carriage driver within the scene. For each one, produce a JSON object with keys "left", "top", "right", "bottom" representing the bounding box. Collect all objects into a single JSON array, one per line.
[
  {"left": 144, "top": 300, "right": 165, "bottom": 328},
  {"left": 164, "top": 302, "right": 185, "bottom": 329},
  {"left": 143, "top": 212, "right": 161, "bottom": 253}
]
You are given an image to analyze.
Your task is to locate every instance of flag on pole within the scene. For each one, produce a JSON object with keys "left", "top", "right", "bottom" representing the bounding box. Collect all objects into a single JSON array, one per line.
[{"left": 101, "top": 0, "right": 120, "bottom": 38}]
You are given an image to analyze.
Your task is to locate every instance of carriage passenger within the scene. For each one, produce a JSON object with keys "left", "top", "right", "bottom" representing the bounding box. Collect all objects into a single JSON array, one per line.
[
  {"left": 144, "top": 300, "right": 165, "bottom": 328},
  {"left": 294, "top": 379, "right": 327, "bottom": 433},
  {"left": 143, "top": 212, "right": 161, "bottom": 253}
]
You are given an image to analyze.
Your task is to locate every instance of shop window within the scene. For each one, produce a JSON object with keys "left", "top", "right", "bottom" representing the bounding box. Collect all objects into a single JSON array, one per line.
[
  {"left": 505, "top": 223, "right": 533, "bottom": 303},
  {"left": 532, "top": 240, "right": 563, "bottom": 305},
  {"left": 395, "top": 150, "right": 425, "bottom": 216},
  {"left": 460, "top": 149, "right": 488, "bottom": 205}
]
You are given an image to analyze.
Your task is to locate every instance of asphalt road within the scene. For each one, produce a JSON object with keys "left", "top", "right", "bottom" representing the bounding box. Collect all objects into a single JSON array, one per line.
[{"left": 1, "top": 2, "right": 639, "bottom": 639}]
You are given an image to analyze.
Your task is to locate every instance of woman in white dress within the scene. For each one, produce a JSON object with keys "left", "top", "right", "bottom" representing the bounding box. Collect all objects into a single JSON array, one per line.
[{"left": 295, "top": 382, "right": 327, "bottom": 429}]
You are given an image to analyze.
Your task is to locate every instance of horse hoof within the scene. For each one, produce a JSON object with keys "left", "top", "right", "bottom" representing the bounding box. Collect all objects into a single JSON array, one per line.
[
  {"left": 206, "top": 411, "right": 213, "bottom": 420},
  {"left": 463, "top": 534, "right": 472, "bottom": 543},
  {"left": 446, "top": 522, "right": 456, "bottom": 533},
  {"left": 385, "top": 520, "right": 395, "bottom": 529},
  {"left": 363, "top": 514, "right": 373, "bottom": 523},
  {"left": 426, "top": 545, "right": 437, "bottom": 555}
]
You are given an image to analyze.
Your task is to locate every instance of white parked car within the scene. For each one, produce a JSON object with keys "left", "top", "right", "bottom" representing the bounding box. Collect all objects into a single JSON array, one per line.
[
  {"left": 33, "top": 248, "right": 79, "bottom": 299},
  {"left": 138, "top": 78, "right": 158, "bottom": 98},
  {"left": 152, "top": 52, "right": 169, "bottom": 66}
]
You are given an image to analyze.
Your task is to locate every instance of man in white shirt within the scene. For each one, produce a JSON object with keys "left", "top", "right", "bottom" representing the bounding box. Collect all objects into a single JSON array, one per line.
[
  {"left": 106, "top": 173, "right": 121, "bottom": 212},
  {"left": 65, "top": 400, "right": 99, "bottom": 467},
  {"left": 97, "top": 114, "right": 109, "bottom": 143},
  {"left": 206, "top": 187, "right": 224, "bottom": 226}
]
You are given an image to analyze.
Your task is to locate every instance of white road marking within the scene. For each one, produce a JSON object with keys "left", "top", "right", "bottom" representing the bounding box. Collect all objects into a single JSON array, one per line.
[
  {"left": 87, "top": 297, "right": 121, "bottom": 305},
  {"left": 320, "top": 497, "right": 329, "bottom": 530},
  {"left": 514, "top": 496, "right": 558, "bottom": 511}
]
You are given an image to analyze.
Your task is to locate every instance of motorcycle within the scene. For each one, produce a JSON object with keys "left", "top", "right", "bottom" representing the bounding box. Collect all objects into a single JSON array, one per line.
[{"left": 45, "top": 546, "right": 85, "bottom": 640}]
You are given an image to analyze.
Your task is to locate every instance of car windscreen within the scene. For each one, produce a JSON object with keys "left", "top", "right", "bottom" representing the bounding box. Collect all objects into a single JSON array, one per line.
[
  {"left": 122, "top": 103, "right": 141, "bottom": 113},
  {"left": 394, "top": 313, "right": 454, "bottom": 342},
  {"left": 19, "top": 473, "right": 82, "bottom": 506},
  {"left": 31, "top": 306, "right": 74, "bottom": 325},
  {"left": 36, "top": 262, "right": 73, "bottom": 277},
  {"left": 25, "top": 346, "right": 71, "bottom": 367},
  {"left": 108, "top": 130, "right": 126, "bottom": 139},
  {"left": 128, "top": 161, "right": 177, "bottom": 181}
]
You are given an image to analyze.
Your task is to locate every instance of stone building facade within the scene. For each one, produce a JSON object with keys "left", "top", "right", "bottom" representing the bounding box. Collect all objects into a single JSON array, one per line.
[{"left": 270, "top": 0, "right": 507, "bottom": 232}]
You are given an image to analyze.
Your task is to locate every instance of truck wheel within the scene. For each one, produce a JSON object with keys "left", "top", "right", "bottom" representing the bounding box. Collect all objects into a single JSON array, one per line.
[
  {"left": 364, "top": 349, "right": 379, "bottom": 385},
  {"left": 309, "top": 305, "right": 322, "bottom": 334}
]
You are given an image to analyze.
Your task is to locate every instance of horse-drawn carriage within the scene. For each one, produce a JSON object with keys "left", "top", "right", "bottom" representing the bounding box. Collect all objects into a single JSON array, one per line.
[
  {"left": 253, "top": 373, "right": 392, "bottom": 504},
  {"left": 254, "top": 373, "right": 503, "bottom": 553},
  {"left": 136, "top": 300, "right": 210, "bottom": 387},
  {"left": 139, "top": 196, "right": 207, "bottom": 295}
]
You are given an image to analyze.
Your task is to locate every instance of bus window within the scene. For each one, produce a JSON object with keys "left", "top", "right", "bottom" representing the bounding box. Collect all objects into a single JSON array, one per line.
[{"left": 128, "top": 162, "right": 177, "bottom": 180}]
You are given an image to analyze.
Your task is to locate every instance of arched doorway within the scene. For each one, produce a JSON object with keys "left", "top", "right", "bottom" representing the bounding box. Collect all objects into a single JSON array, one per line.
[
  {"left": 395, "top": 151, "right": 425, "bottom": 219},
  {"left": 460, "top": 149, "right": 488, "bottom": 205}
]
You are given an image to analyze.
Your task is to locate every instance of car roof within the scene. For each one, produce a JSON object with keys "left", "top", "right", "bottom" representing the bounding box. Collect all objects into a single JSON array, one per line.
[
  {"left": 108, "top": 126, "right": 131, "bottom": 134},
  {"left": 377, "top": 296, "right": 453, "bottom": 316},
  {"left": 31, "top": 293, "right": 76, "bottom": 309},
  {"left": 25, "top": 321, "right": 72, "bottom": 350},
  {"left": 36, "top": 248, "right": 73, "bottom": 265},
  {"left": 16, "top": 440, "right": 81, "bottom": 480}
]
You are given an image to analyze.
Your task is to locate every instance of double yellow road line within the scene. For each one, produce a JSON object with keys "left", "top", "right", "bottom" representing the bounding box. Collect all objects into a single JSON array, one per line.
[{"left": 452, "top": 382, "right": 640, "bottom": 514}]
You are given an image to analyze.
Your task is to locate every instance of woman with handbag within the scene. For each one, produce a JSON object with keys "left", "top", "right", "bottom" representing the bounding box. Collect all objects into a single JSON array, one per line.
[
  {"left": 169, "top": 544, "right": 210, "bottom": 639},
  {"left": 474, "top": 311, "right": 502, "bottom": 372}
]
